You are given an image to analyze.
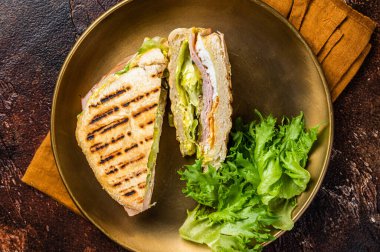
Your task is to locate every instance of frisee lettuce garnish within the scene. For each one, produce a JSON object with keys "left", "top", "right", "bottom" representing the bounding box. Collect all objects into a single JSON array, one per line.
[{"left": 178, "top": 110, "right": 318, "bottom": 251}]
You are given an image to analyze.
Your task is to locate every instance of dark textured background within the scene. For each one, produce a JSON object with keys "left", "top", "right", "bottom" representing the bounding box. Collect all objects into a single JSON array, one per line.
[{"left": 0, "top": 0, "right": 379, "bottom": 251}]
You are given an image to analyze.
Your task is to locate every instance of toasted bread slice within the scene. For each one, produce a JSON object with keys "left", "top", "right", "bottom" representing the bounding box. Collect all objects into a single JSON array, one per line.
[{"left": 76, "top": 43, "right": 167, "bottom": 215}]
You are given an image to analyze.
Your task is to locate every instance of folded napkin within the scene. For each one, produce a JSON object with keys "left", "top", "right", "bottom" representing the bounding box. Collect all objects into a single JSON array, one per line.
[
  {"left": 22, "top": 133, "right": 81, "bottom": 214},
  {"left": 22, "top": 0, "right": 376, "bottom": 214}
]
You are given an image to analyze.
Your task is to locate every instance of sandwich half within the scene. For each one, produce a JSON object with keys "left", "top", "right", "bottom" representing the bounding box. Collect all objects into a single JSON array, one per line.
[
  {"left": 168, "top": 28, "right": 232, "bottom": 167},
  {"left": 76, "top": 37, "right": 168, "bottom": 216}
]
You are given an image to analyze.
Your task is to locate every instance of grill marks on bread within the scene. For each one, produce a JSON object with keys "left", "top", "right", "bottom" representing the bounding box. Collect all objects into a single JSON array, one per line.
[
  {"left": 103, "top": 134, "right": 152, "bottom": 176},
  {"left": 115, "top": 168, "right": 147, "bottom": 188},
  {"left": 76, "top": 47, "right": 169, "bottom": 215},
  {"left": 89, "top": 86, "right": 131, "bottom": 108},
  {"left": 90, "top": 134, "right": 125, "bottom": 153},
  {"left": 132, "top": 103, "right": 158, "bottom": 118},
  {"left": 121, "top": 181, "right": 147, "bottom": 199},
  {"left": 124, "top": 143, "right": 139, "bottom": 153},
  {"left": 101, "top": 87, "right": 130, "bottom": 103},
  {"left": 112, "top": 167, "right": 148, "bottom": 198},
  {"left": 78, "top": 66, "right": 165, "bottom": 213},
  {"left": 124, "top": 190, "right": 136, "bottom": 197},
  {"left": 86, "top": 117, "right": 129, "bottom": 141},
  {"left": 105, "top": 154, "right": 146, "bottom": 176},
  {"left": 86, "top": 86, "right": 160, "bottom": 141},
  {"left": 85, "top": 84, "right": 159, "bottom": 182},
  {"left": 139, "top": 118, "right": 155, "bottom": 129},
  {"left": 99, "top": 149, "right": 122, "bottom": 164},
  {"left": 90, "top": 107, "right": 119, "bottom": 124},
  {"left": 122, "top": 87, "right": 160, "bottom": 108}
]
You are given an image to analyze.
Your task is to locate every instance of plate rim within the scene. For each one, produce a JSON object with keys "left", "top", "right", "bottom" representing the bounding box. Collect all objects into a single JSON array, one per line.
[{"left": 51, "top": 0, "right": 334, "bottom": 250}]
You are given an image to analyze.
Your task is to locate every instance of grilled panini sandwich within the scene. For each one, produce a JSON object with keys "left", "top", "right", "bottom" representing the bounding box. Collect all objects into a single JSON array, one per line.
[
  {"left": 168, "top": 28, "right": 232, "bottom": 167},
  {"left": 76, "top": 37, "right": 168, "bottom": 216}
]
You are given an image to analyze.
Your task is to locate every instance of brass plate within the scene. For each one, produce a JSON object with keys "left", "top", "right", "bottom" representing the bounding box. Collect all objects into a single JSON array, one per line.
[{"left": 51, "top": 0, "right": 333, "bottom": 251}]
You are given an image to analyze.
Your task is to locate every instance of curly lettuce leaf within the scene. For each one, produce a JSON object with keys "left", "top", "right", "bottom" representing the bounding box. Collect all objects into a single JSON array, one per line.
[
  {"left": 179, "top": 160, "right": 219, "bottom": 208},
  {"left": 179, "top": 111, "right": 318, "bottom": 251},
  {"left": 269, "top": 198, "right": 296, "bottom": 230},
  {"left": 180, "top": 204, "right": 275, "bottom": 252}
]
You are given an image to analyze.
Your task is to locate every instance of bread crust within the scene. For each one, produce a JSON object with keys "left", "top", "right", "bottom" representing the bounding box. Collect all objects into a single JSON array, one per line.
[
  {"left": 200, "top": 31, "right": 232, "bottom": 167},
  {"left": 167, "top": 28, "right": 194, "bottom": 156}
]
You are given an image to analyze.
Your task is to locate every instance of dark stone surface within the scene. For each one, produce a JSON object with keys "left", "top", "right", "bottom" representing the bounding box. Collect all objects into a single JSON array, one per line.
[{"left": 0, "top": 0, "right": 378, "bottom": 251}]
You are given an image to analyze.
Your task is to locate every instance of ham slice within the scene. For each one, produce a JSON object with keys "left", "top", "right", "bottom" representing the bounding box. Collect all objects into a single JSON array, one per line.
[{"left": 189, "top": 31, "right": 214, "bottom": 144}]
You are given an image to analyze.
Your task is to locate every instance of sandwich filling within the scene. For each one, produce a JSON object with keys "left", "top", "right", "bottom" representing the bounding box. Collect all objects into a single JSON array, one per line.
[
  {"left": 175, "top": 40, "right": 202, "bottom": 155},
  {"left": 175, "top": 29, "right": 219, "bottom": 159}
]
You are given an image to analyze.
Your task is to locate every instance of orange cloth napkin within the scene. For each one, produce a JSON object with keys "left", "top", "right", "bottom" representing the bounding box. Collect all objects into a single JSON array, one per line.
[
  {"left": 22, "top": 133, "right": 81, "bottom": 214},
  {"left": 22, "top": 0, "right": 376, "bottom": 214}
]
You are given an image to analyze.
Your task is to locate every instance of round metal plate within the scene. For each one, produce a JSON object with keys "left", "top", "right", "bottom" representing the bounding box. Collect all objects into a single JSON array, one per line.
[{"left": 51, "top": 0, "right": 333, "bottom": 251}]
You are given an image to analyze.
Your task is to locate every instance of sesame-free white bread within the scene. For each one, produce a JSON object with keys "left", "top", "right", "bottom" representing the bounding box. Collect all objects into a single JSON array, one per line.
[
  {"left": 76, "top": 48, "right": 167, "bottom": 215},
  {"left": 199, "top": 31, "right": 232, "bottom": 167}
]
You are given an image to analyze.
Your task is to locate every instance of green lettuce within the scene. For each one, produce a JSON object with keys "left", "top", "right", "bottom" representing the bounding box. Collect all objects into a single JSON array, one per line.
[
  {"left": 179, "top": 111, "right": 318, "bottom": 251},
  {"left": 175, "top": 40, "right": 202, "bottom": 155},
  {"left": 137, "top": 36, "right": 168, "bottom": 57},
  {"left": 146, "top": 86, "right": 167, "bottom": 189},
  {"left": 116, "top": 37, "right": 168, "bottom": 75}
]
